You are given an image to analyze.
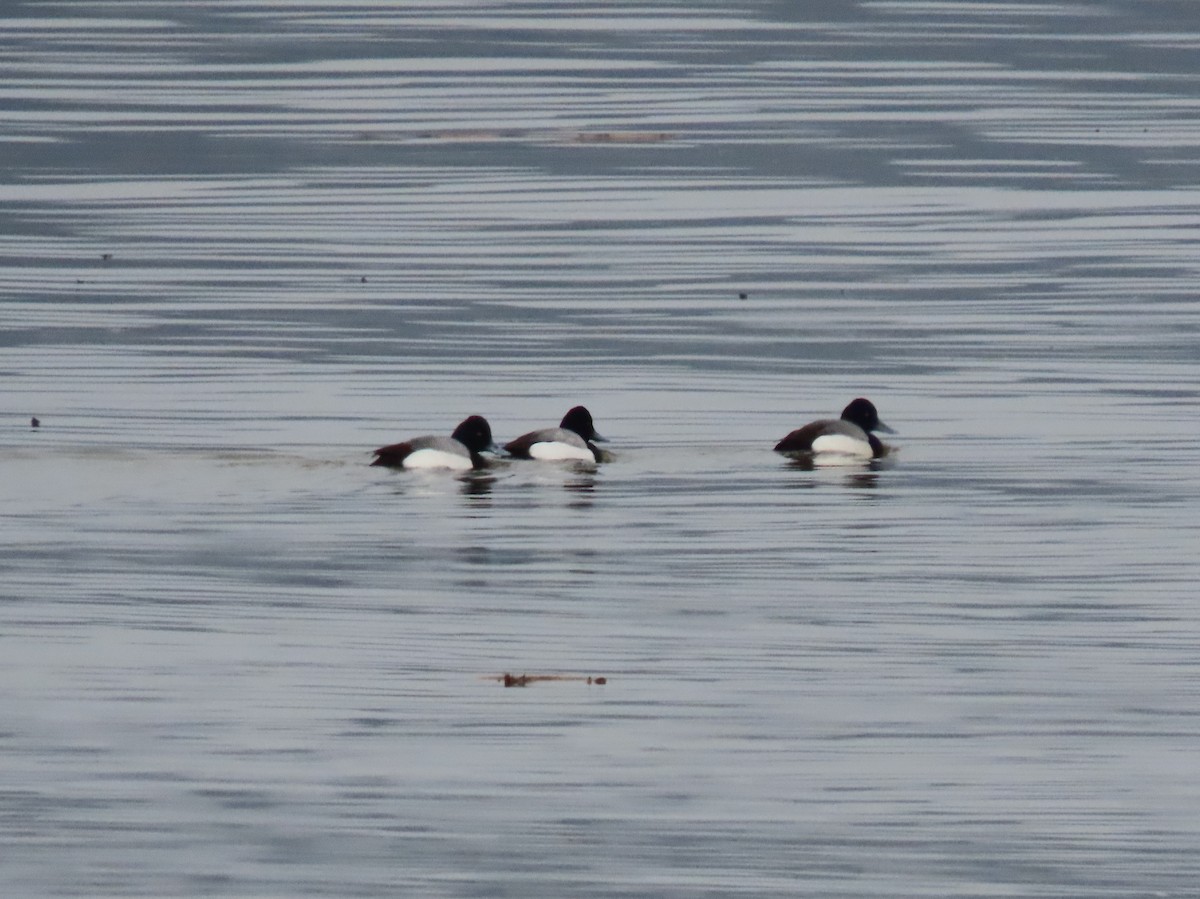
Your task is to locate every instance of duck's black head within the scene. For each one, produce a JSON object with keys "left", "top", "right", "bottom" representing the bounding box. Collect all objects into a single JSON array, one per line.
[
  {"left": 560, "top": 405, "right": 605, "bottom": 442},
  {"left": 451, "top": 415, "right": 497, "bottom": 453},
  {"left": 840, "top": 398, "right": 893, "bottom": 434}
]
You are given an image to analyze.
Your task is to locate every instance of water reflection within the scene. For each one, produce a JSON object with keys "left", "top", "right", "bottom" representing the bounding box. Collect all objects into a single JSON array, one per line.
[
  {"left": 782, "top": 456, "right": 886, "bottom": 488},
  {"left": 498, "top": 459, "right": 601, "bottom": 509},
  {"left": 374, "top": 467, "right": 495, "bottom": 500},
  {"left": 562, "top": 468, "right": 598, "bottom": 509},
  {"left": 459, "top": 471, "right": 495, "bottom": 502},
  {"left": 373, "top": 460, "right": 596, "bottom": 505}
]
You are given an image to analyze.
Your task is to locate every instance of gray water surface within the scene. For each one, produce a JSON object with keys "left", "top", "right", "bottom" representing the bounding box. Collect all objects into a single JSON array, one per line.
[{"left": 3, "top": 2, "right": 1200, "bottom": 896}]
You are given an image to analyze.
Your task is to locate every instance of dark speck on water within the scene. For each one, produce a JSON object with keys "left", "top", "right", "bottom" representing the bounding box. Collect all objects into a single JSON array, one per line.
[{"left": 2, "top": 2, "right": 1200, "bottom": 897}]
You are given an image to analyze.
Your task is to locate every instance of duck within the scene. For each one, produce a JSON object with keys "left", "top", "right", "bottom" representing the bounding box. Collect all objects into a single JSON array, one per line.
[
  {"left": 774, "top": 398, "right": 893, "bottom": 461},
  {"left": 371, "top": 415, "right": 496, "bottom": 470},
  {"left": 504, "top": 405, "right": 606, "bottom": 462}
]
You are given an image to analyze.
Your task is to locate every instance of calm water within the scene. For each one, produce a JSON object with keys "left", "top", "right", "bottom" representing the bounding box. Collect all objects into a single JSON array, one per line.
[{"left": 3, "top": 2, "right": 1200, "bottom": 896}]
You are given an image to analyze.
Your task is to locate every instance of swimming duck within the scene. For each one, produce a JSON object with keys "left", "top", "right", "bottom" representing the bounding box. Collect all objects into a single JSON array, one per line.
[
  {"left": 774, "top": 398, "right": 893, "bottom": 461},
  {"left": 371, "top": 415, "right": 496, "bottom": 470},
  {"left": 504, "top": 405, "right": 606, "bottom": 462}
]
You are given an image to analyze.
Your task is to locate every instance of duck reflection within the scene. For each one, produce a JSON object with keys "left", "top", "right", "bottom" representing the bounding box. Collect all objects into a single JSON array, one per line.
[
  {"left": 562, "top": 466, "right": 598, "bottom": 509},
  {"left": 783, "top": 456, "right": 882, "bottom": 490},
  {"left": 459, "top": 471, "right": 495, "bottom": 500}
]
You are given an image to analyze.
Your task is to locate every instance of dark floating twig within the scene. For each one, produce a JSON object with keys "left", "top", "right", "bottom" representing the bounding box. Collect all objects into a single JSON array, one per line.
[
  {"left": 490, "top": 673, "right": 607, "bottom": 688},
  {"left": 567, "top": 130, "right": 673, "bottom": 144}
]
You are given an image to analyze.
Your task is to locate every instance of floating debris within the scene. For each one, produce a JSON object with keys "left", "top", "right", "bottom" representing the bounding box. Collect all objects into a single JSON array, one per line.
[
  {"left": 567, "top": 130, "right": 673, "bottom": 144},
  {"left": 490, "top": 673, "right": 607, "bottom": 688},
  {"left": 30, "top": 417, "right": 40, "bottom": 429}
]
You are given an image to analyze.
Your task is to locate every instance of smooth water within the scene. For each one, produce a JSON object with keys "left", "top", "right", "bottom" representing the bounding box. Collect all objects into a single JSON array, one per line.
[{"left": 3, "top": 2, "right": 1200, "bottom": 896}]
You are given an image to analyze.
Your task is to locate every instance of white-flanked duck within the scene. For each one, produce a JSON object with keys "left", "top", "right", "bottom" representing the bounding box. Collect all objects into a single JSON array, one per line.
[
  {"left": 775, "top": 398, "right": 893, "bottom": 462},
  {"left": 371, "top": 415, "right": 496, "bottom": 470},
  {"left": 504, "top": 406, "right": 606, "bottom": 462}
]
